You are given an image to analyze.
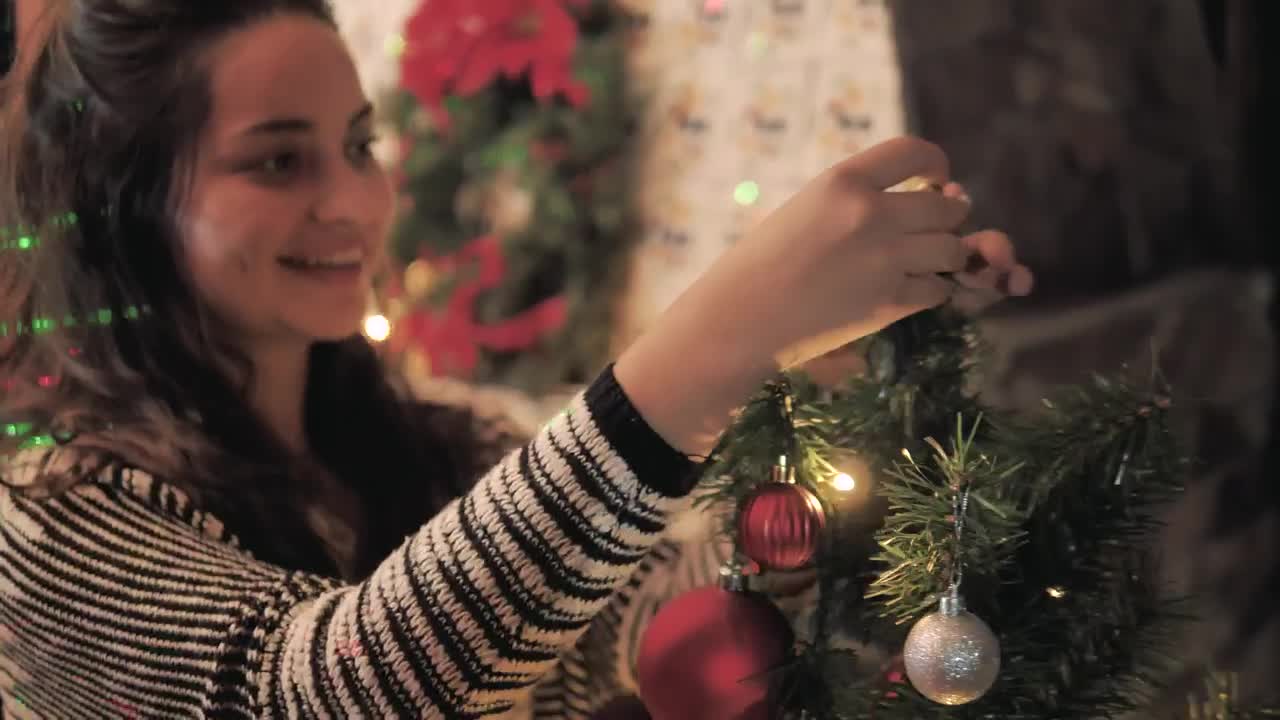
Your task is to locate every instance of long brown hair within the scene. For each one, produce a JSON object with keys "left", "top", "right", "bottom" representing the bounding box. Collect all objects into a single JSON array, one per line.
[{"left": 0, "top": 0, "right": 465, "bottom": 580}]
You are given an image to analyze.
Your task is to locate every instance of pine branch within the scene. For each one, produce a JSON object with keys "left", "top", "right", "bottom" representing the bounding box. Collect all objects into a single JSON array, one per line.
[
  {"left": 984, "top": 375, "right": 1189, "bottom": 716},
  {"left": 1188, "top": 671, "right": 1280, "bottom": 719},
  {"left": 853, "top": 369, "right": 1192, "bottom": 719},
  {"left": 696, "top": 308, "right": 1280, "bottom": 719},
  {"left": 867, "top": 415, "right": 1029, "bottom": 626}
]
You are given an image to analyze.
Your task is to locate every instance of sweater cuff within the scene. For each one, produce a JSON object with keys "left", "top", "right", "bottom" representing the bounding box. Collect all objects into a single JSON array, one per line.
[{"left": 584, "top": 363, "right": 704, "bottom": 498}]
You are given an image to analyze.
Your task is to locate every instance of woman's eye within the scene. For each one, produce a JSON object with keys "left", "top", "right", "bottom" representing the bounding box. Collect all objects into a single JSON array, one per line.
[
  {"left": 258, "top": 152, "right": 299, "bottom": 175},
  {"left": 349, "top": 136, "right": 379, "bottom": 164}
]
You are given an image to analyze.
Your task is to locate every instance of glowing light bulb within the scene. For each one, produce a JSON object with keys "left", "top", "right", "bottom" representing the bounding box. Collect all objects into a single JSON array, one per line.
[
  {"left": 1046, "top": 586, "right": 1067, "bottom": 599},
  {"left": 831, "top": 473, "right": 856, "bottom": 492},
  {"left": 385, "top": 33, "right": 406, "bottom": 57},
  {"left": 363, "top": 314, "right": 391, "bottom": 342}
]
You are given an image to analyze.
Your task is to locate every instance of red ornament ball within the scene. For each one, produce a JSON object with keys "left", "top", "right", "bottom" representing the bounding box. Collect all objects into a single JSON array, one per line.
[
  {"left": 636, "top": 586, "right": 794, "bottom": 720},
  {"left": 737, "top": 482, "right": 826, "bottom": 571}
]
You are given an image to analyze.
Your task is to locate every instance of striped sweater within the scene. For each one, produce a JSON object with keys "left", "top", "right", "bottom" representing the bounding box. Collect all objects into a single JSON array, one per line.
[{"left": 0, "top": 366, "right": 726, "bottom": 719}]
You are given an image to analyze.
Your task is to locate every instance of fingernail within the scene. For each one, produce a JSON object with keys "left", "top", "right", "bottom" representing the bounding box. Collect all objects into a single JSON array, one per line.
[{"left": 942, "top": 182, "right": 971, "bottom": 203}]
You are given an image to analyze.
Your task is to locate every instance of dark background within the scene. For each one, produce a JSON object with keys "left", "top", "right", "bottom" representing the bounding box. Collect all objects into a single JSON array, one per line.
[
  {"left": 890, "top": 0, "right": 1279, "bottom": 705},
  {"left": 1, "top": 0, "right": 15, "bottom": 77}
]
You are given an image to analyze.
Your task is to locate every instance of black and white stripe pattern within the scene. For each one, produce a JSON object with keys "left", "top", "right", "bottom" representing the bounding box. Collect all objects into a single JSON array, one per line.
[
  {"left": 0, "top": 366, "right": 701, "bottom": 718},
  {"left": 531, "top": 536, "right": 730, "bottom": 718}
]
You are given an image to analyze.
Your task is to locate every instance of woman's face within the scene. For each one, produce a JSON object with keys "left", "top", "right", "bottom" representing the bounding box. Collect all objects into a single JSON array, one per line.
[{"left": 180, "top": 13, "right": 391, "bottom": 345}]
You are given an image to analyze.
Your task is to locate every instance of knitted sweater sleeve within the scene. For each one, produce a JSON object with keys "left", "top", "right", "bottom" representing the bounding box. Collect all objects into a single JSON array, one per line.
[
  {"left": 532, "top": 534, "right": 731, "bottom": 718},
  {"left": 0, "top": 365, "right": 702, "bottom": 719},
  {"left": 402, "top": 378, "right": 739, "bottom": 718}
]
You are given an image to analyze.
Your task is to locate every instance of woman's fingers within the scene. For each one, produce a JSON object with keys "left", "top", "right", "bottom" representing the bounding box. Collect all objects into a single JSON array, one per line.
[
  {"left": 1006, "top": 266, "right": 1034, "bottom": 295},
  {"left": 941, "top": 181, "right": 971, "bottom": 203},
  {"left": 965, "top": 229, "right": 1014, "bottom": 269},
  {"left": 839, "top": 136, "right": 951, "bottom": 190},
  {"left": 893, "top": 227, "right": 1034, "bottom": 308},
  {"left": 955, "top": 230, "right": 1035, "bottom": 296},
  {"left": 895, "top": 233, "right": 968, "bottom": 275},
  {"left": 877, "top": 190, "right": 972, "bottom": 233},
  {"left": 893, "top": 273, "right": 953, "bottom": 313}
]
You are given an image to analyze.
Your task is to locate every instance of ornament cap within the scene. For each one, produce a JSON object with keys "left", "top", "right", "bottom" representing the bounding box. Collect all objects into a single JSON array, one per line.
[
  {"left": 771, "top": 455, "right": 794, "bottom": 484},
  {"left": 718, "top": 559, "right": 750, "bottom": 593},
  {"left": 939, "top": 586, "right": 965, "bottom": 617}
]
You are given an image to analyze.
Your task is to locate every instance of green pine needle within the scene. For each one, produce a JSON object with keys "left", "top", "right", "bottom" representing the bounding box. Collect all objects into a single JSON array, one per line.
[{"left": 702, "top": 309, "right": 1269, "bottom": 719}]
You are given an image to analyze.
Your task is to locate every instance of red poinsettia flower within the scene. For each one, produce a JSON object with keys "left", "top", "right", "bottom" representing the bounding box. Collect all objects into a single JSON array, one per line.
[
  {"left": 392, "top": 236, "right": 567, "bottom": 377},
  {"left": 400, "top": 0, "right": 590, "bottom": 126}
]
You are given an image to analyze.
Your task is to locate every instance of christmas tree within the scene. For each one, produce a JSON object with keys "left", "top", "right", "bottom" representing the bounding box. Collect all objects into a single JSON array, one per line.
[
  {"left": 382, "top": 0, "right": 640, "bottom": 393},
  {"left": 635, "top": 309, "right": 1280, "bottom": 719},
  {"left": 377, "top": 4, "right": 1275, "bottom": 712}
]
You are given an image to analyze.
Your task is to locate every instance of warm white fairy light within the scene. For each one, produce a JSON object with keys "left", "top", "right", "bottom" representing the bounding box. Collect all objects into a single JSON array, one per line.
[
  {"left": 831, "top": 473, "right": 856, "bottom": 492},
  {"left": 363, "top": 314, "right": 391, "bottom": 342}
]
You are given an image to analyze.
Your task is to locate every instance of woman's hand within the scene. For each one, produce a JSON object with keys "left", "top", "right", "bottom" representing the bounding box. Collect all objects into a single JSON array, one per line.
[
  {"left": 691, "top": 136, "right": 1031, "bottom": 370},
  {"left": 615, "top": 137, "right": 1032, "bottom": 456}
]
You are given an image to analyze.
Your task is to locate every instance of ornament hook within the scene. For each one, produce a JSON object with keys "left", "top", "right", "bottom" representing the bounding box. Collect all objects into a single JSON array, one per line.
[
  {"left": 718, "top": 558, "right": 750, "bottom": 593},
  {"left": 771, "top": 455, "right": 795, "bottom": 484},
  {"left": 939, "top": 584, "right": 964, "bottom": 617}
]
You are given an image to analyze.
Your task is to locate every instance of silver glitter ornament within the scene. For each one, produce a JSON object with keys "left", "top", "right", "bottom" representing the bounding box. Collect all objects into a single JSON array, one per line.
[{"left": 902, "top": 591, "right": 1000, "bottom": 705}]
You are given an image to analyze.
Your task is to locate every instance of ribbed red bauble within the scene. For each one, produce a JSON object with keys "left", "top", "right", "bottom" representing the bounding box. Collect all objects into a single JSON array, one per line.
[
  {"left": 737, "top": 478, "right": 826, "bottom": 571},
  {"left": 636, "top": 565, "right": 794, "bottom": 720}
]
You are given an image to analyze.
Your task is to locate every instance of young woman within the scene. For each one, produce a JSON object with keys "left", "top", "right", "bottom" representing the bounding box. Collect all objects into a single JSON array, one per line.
[{"left": 0, "top": 0, "right": 1032, "bottom": 717}]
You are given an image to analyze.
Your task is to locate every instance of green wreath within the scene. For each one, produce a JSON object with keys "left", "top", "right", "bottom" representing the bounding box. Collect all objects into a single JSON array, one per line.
[{"left": 384, "top": 0, "right": 640, "bottom": 394}]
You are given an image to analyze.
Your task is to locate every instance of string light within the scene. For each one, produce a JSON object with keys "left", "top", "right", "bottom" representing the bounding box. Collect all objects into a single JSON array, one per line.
[
  {"left": 0, "top": 305, "right": 152, "bottom": 338},
  {"left": 2, "top": 307, "right": 150, "bottom": 450},
  {"left": 1, "top": 422, "right": 55, "bottom": 450},
  {"left": 1, "top": 212, "right": 79, "bottom": 252},
  {"left": 1046, "top": 586, "right": 1067, "bottom": 599},
  {"left": 363, "top": 314, "right": 391, "bottom": 342},
  {"left": 733, "top": 180, "right": 760, "bottom": 206},
  {"left": 385, "top": 33, "right": 406, "bottom": 58},
  {"left": 7, "top": 235, "right": 35, "bottom": 251},
  {"left": 831, "top": 472, "right": 856, "bottom": 492},
  {"left": 4, "top": 423, "right": 33, "bottom": 437}
]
